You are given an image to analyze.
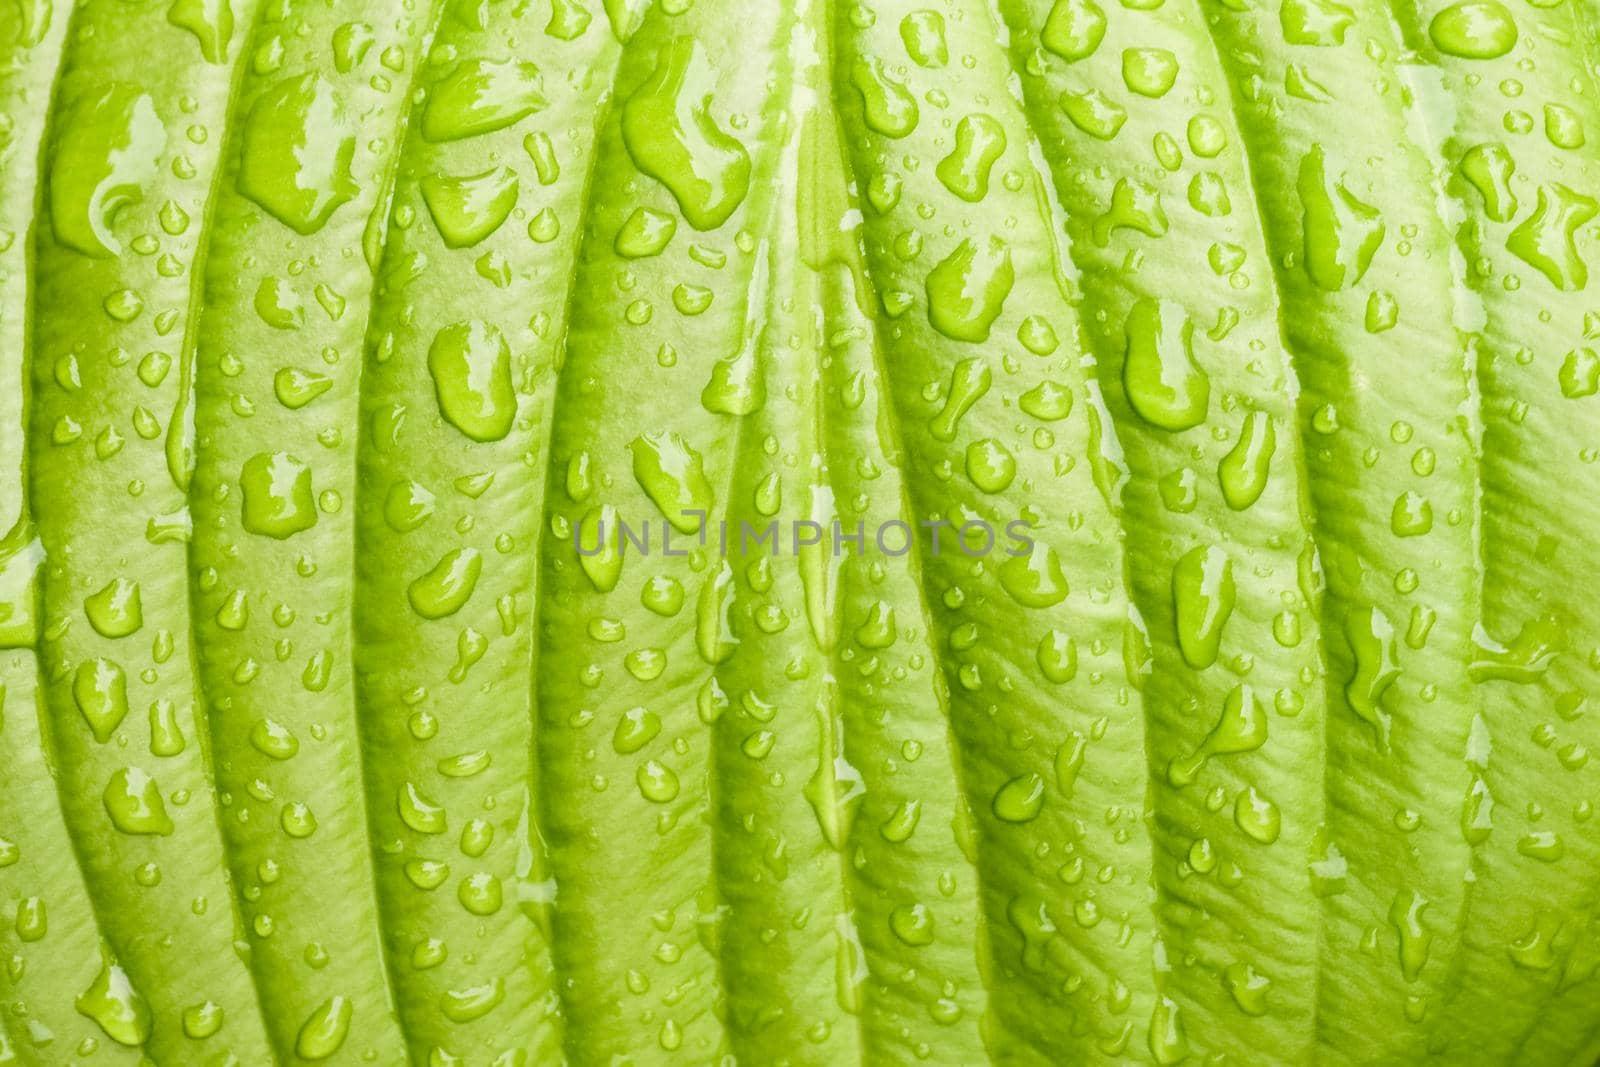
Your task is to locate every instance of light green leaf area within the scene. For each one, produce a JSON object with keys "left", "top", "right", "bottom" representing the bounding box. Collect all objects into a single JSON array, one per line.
[{"left": 1, "top": 0, "right": 1598, "bottom": 1063}]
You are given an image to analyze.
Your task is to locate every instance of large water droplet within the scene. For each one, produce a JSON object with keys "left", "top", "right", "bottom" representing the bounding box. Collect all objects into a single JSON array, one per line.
[
  {"left": 1042, "top": 0, "right": 1106, "bottom": 60},
  {"left": 1233, "top": 786, "right": 1281, "bottom": 844},
  {"left": 428, "top": 320, "right": 516, "bottom": 443},
  {"left": 238, "top": 74, "right": 357, "bottom": 234},
  {"left": 1506, "top": 183, "right": 1598, "bottom": 291},
  {"left": 1428, "top": 0, "right": 1518, "bottom": 59},
  {"left": 1172, "top": 545, "right": 1235, "bottom": 670},
  {"left": 936, "top": 114, "right": 1005, "bottom": 202},
  {"left": 992, "top": 772, "right": 1046, "bottom": 822},
  {"left": 1460, "top": 142, "right": 1517, "bottom": 222},
  {"left": 849, "top": 56, "right": 919, "bottom": 138},
  {"left": 239, "top": 451, "right": 317, "bottom": 539},
  {"left": 928, "top": 358, "right": 990, "bottom": 442},
  {"left": 631, "top": 432, "right": 714, "bottom": 533},
  {"left": 1298, "top": 144, "right": 1384, "bottom": 291},
  {"left": 621, "top": 38, "right": 751, "bottom": 230},
  {"left": 76, "top": 953, "right": 151, "bottom": 1046},
  {"left": 103, "top": 767, "right": 175, "bottom": 835},
  {"left": 1345, "top": 605, "right": 1399, "bottom": 749},
  {"left": 615, "top": 207, "right": 677, "bottom": 258},
  {"left": 1123, "top": 298, "right": 1208, "bottom": 431},
  {"left": 167, "top": 0, "right": 234, "bottom": 62},
  {"left": 84, "top": 578, "right": 143, "bottom": 638},
  {"left": 577, "top": 505, "right": 623, "bottom": 592},
  {"left": 999, "top": 542, "right": 1069, "bottom": 608},
  {"left": 1218, "top": 412, "right": 1276, "bottom": 510},
  {"left": 420, "top": 166, "right": 519, "bottom": 247},
  {"left": 1168, "top": 684, "right": 1266, "bottom": 785},
  {"left": 1388, "top": 889, "right": 1432, "bottom": 981},
  {"left": 74, "top": 658, "right": 129, "bottom": 742},
  {"left": 423, "top": 58, "right": 546, "bottom": 142},
  {"left": 408, "top": 548, "right": 483, "bottom": 619},
  {"left": 50, "top": 85, "right": 164, "bottom": 257},
  {"left": 1122, "top": 48, "right": 1178, "bottom": 97},
  {"left": 926, "top": 237, "right": 1013, "bottom": 343},
  {"left": 296, "top": 996, "right": 352, "bottom": 1061},
  {"left": 900, "top": 10, "right": 948, "bottom": 67}
]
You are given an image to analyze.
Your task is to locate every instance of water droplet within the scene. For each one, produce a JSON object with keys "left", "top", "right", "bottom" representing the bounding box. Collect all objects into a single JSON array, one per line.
[
  {"left": 423, "top": 58, "right": 546, "bottom": 142},
  {"left": 928, "top": 358, "right": 990, "bottom": 441},
  {"left": 696, "top": 562, "right": 737, "bottom": 664},
  {"left": 999, "top": 542, "right": 1069, "bottom": 609},
  {"left": 238, "top": 74, "right": 357, "bottom": 234},
  {"left": 1149, "top": 995, "right": 1190, "bottom": 1065},
  {"left": 182, "top": 1000, "right": 225, "bottom": 1039},
  {"left": 1041, "top": 0, "right": 1106, "bottom": 60},
  {"left": 1429, "top": 0, "right": 1517, "bottom": 59},
  {"left": 965, "top": 439, "right": 1016, "bottom": 493},
  {"left": 613, "top": 706, "right": 661, "bottom": 754},
  {"left": 408, "top": 548, "right": 483, "bottom": 619},
  {"left": 1460, "top": 142, "right": 1517, "bottom": 222},
  {"left": 239, "top": 451, "right": 317, "bottom": 539},
  {"left": 428, "top": 320, "right": 516, "bottom": 443},
  {"left": 926, "top": 237, "right": 1013, "bottom": 343},
  {"left": 1172, "top": 545, "right": 1235, "bottom": 670},
  {"left": 384, "top": 480, "right": 435, "bottom": 533},
  {"left": 621, "top": 39, "right": 751, "bottom": 230},
  {"left": 1123, "top": 299, "right": 1208, "bottom": 431},
  {"left": 458, "top": 872, "right": 503, "bottom": 916},
  {"left": 1037, "top": 630, "right": 1078, "bottom": 683},
  {"left": 1168, "top": 684, "right": 1267, "bottom": 786},
  {"left": 881, "top": 799, "right": 922, "bottom": 842},
  {"left": 615, "top": 207, "right": 677, "bottom": 258},
  {"left": 76, "top": 953, "right": 151, "bottom": 1046},
  {"left": 637, "top": 759, "right": 680, "bottom": 803},
  {"left": 1517, "top": 830, "right": 1566, "bottom": 862},
  {"left": 1544, "top": 104, "right": 1584, "bottom": 150},
  {"left": 167, "top": 0, "right": 234, "bottom": 62},
  {"left": 900, "top": 10, "right": 947, "bottom": 67},
  {"left": 103, "top": 767, "right": 175, "bottom": 835},
  {"left": 641, "top": 575, "right": 684, "bottom": 616},
  {"left": 1223, "top": 962, "right": 1270, "bottom": 1015},
  {"left": 631, "top": 432, "right": 714, "bottom": 533},
  {"left": 1388, "top": 889, "right": 1433, "bottom": 980},
  {"left": 1059, "top": 87, "right": 1126, "bottom": 140},
  {"left": 441, "top": 978, "right": 505, "bottom": 1022},
  {"left": 849, "top": 56, "right": 919, "bottom": 138},
  {"left": 1218, "top": 412, "right": 1276, "bottom": 510},
  {"left": 73, "top": 659, "right": 129, "bottom": 742},
  {"left": 1346, "top": 605, "right": 1399, "bottom": 749},
  {"left": 992, "top": 772, "right": 1046, "bottom": 822},
  {"left": 889, "top": 903, "right": 936, "bottom": 946},
  {"left": 1298, "top": 144, "right": 1384, "bottom": 290},
  {"left": 1560, "top": 348, "right": 1600, "bottom": 398},
  {"left": 84, "top": 578, "right": 142, "bottom": 638},
  {"left": 1233, "top": 785, "right": 1281, "bottom": 844},
  {"left": 1281, "top": 0, "right": 1354, "bottom": 45},
  {"left": 935, "top": 114, "right": 1005, "bottom": 202},
  {"left": 254, "top": 276, "right": 305, "bottom": 329},
  {"left": 50, "top": 85, "right": 164, "bottom": 257},
  {"left": 577, "top": 505, "right": 623, "bottom": 592},
  {"left": 1092, "top": 177, "right": 1167, "bottom": 245},
  {"left": 1019, "top": 379, "right": 1072, "bottom": 421},
  {"left": 250, "top": 718, "right": 299, "bottom": 760},
  {"left": 295, "top": 996, "right": 352, "bottom": 1061},
  {"left": 1122, "top": 48, "right": 1178, "bottom": 98},
  {"left": 1506, "top": 183, "right": 1598, "bottom": 291},
  {"left": 281, "top": 802, "right": 317, "bottom": 838},
  {"left": 398, "top": 782, "right": 448, "bottom": 834},
  {"left": 420, "top": 166, "right": 519, "bottom": 247}
]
